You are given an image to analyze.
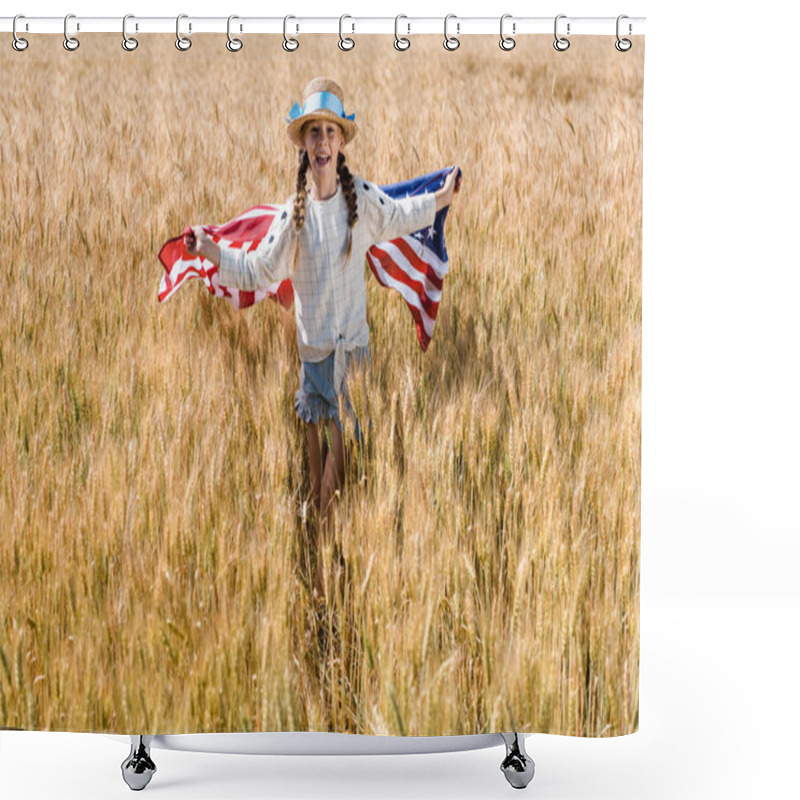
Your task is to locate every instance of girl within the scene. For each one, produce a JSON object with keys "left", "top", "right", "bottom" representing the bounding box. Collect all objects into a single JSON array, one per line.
[{"left": 186, "top": 77, "right": 459, "bottom": 524}]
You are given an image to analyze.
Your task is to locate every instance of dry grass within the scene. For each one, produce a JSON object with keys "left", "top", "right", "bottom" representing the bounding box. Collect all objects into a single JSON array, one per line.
[{"left": 0, "top": 34, "right": 642, "bottom": 736}]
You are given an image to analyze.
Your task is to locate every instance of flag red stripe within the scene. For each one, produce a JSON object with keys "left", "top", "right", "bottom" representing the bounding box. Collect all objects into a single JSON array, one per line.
[
  {"left": 239, "top": 290, "right": 255, "bottom": 308},
  {"left": 406, "top": 303, "right": 431, "bottom": 351},
  {"left": 158, "top": 236, "right": 186, "bottom": 271},
  {"left": 275, "top": 279, "right": 294, "bottom": 309},
  {"left": 392, "top": 238, "right": 444, "bottom": 292},
  {"left": 210, "top": 210, "right": 276, "bottom": 240},
  {"left": 369, "top": 245, "right": 440, "bottom": 320}
]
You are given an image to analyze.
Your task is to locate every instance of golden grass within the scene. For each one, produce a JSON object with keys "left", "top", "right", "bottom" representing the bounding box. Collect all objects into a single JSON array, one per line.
[{"left": 0, "top": 34, "right": 642, "bottom": 736}]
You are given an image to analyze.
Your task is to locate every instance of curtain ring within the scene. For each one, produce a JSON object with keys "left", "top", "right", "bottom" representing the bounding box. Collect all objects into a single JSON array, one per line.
[
  {"left": 615, "top": 14, "right": 632, "bottom": 52},
  {"left": 339, "top": 15, "right": 355, "bottom": 51},
  {"left": 394, "top": 15, "right": 410, "bottom": 51},
  {"left": 499, "top": 14, "right": 515, "bottom": 51},
  {"left": 12, "top": 14, "right": 29, "bottom": 51},
  {"left": 175, "top": 14, "right": 192, "bottom": 51},
  {"left": 443, "top": 14, "right": 460, "bottom": 51},
  {"left": 63, "top": 13, "right": 80, "bottom": 51},
  {"left": 227, "top": 15, "right": 243, "bottom": 52},
  {"left": 553, "top": 14, "right": 570, "bottom": 51},
  {"left": 122, "top": 14, "right": 139, "bottom": 51},
  {"left": 283, "top": 15, "right": 299, "bottom": 52}
]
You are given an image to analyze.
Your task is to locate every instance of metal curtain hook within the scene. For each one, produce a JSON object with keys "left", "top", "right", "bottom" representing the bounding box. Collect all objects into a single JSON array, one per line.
[
  {"left": 615, "top": 14, "right": 632, "bottom": 51},
  {"left": 553, "top": 14, "right": 570, "bottom": 51},
  {"left": 283, "top": 15, "right": 299, "bottom": 51},
  {"left": 12, "top": 14, "right": 29, "bottom": 51},
  {"left": 227, "top": 15, "right": 243, "bottom": 51},
  {"left": 443, "top": 14, "right": 460, "bottom": 51},
  {"left": 394, "top": 15, "right": 410, "bottom": 51},
  {"left": 122, "top": 14, "right": 139, "bottom": 51},
  {"left": 499, "top": 14, "right": 515, "bottom": 51},
  {"left": 176, "top": 14, "right": 192, "bottom": 51},
  {"left": 63, "top": 13, "right": 80, "bottom": 51},
  {"left": 339, "top": 15, "right": 354, "bottom": 51}
]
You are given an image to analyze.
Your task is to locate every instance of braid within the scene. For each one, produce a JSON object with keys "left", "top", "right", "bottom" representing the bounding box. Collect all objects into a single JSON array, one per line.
[
  {"left": 337, "top": 152, "right": 358, "bottom": 261},
  {"left": 293, "top": 150, "right": 310, "bottom": 232}
]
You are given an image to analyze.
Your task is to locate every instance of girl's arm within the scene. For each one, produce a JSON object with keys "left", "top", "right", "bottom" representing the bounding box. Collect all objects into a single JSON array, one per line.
[
  {"left": 185, "top": 206, "right": 297, "bottom": 291},
  {"left": 362, "top": 167, "right": 461, "bottom": 244}
]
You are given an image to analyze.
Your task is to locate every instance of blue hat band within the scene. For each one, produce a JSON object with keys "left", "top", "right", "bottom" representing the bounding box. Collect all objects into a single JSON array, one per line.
[{"left": 288, "top": 91, "right": 356, "bottom": 124}]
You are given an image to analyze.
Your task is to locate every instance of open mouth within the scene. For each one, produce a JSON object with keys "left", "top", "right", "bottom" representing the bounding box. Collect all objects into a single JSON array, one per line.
[{"left": 315, "top": 153, "right": 331, "bottom": 168}]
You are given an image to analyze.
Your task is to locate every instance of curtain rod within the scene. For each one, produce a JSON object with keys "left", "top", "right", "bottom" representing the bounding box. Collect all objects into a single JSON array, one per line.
[{"left": 1, "top": 16, "right": 646, "bottom": 37}]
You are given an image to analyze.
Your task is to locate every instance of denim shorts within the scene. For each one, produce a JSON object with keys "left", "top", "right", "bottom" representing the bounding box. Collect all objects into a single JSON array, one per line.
[{"left": 294, "top": 345, "right": 370, "bottom": 442}]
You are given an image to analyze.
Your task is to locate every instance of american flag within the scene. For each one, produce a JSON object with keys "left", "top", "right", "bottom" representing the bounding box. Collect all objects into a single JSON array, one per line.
[{"left": 158, "top": 166, "right": 459, "bottom": 351}]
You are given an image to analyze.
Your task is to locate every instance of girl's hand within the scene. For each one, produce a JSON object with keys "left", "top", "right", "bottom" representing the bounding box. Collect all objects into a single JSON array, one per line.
[
  {"left": 445, "top": 167, "right": 461, "bottom": 198},
  {"left": 184, "top": 225, "right": 206, "bottom": 256},
  {"left": 184, "top": 225, "right": 222, "bottom": 266},
  {"left": 435, "top": 167, "right": 462, "bottom": 212}
]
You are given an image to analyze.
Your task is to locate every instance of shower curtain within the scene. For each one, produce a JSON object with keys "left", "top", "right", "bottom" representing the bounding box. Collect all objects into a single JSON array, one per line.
[{"left": 0, "top": 31, "right": 642, "bottom": 738}]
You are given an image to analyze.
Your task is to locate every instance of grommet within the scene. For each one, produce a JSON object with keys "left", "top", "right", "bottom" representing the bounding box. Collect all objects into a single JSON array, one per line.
[
  {"left": 12, "top": 14, "right": 29, "bottom": 51},
  {"left": 443, "top": 14, "right": 460, "bottom": 51},
  {"left": 499, "top": 14, "right": 515, "bottom": 51},
  {"left": 339, "top": 15, "right": 355, "bottom": 51},
  {"left": 227, "top": 15, "right": 243, "bottom": 52},
  {"left": 553, "top": 14, "right": 570, "bottom": 51},
  {"left": 176, "top": 14, "right": 192, "bottom": 51},
  {"left": 394, "top": 15, "right": 410, "bottom": 51},
  {"left": 63, "top": 13, "right": 80, "bottom": 51},
  {"left": 615, "top": 14, "right": 632, "bottom": 52},
  {"left": 283, "top": 15, "right": 299, "bottom": 52},
  {"left": 122, "top": 14, "right": 138, "bottom": 51}
]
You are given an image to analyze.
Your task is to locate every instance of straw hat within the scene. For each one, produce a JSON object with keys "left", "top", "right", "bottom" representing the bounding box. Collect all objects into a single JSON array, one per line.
[{"left": 286, "top": 78, "right": 358, "bottom": 149}]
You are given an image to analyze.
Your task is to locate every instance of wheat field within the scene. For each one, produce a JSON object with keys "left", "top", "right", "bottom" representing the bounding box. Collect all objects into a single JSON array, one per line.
[{"left": 0, "top": 34, "right": 642, "bottom": 736}]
